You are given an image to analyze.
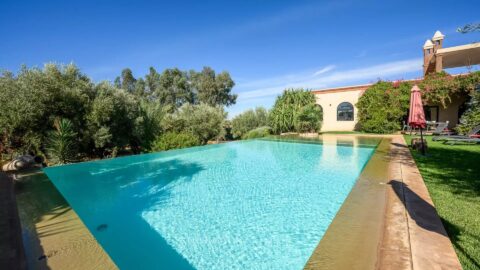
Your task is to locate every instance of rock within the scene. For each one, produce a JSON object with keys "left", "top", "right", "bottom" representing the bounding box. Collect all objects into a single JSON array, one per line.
[
  {"left": 2, "top": 155, "right": 42, "bottom": 172},
  {"left": 411, "top": 138, "right": 428, "bottom": 152}
]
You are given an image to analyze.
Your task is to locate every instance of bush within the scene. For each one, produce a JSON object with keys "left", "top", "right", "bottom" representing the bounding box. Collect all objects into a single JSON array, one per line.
[
  {"left": 151, "top": 132, "right": 200, "bottom": 151},
  {"left": 162, "top": 103, "right": 226, "bottom": 144},
  {"left": 295, "top": 103, "right": 322, "bottom": 133},
  {"left": 356, "top": 81, "right": 411, "bottom": 133},
  {"left": 242, "top": 126, "right": 272, "bottom": 139},
  {"left": 268, "top": 89, "right": 318, "bottom": 134},
  {"left": 231, "top": 107, "right": 268, "bottom": 139},
  {"left": 47, "top": 118, "right": 78, "bottom": 164}
]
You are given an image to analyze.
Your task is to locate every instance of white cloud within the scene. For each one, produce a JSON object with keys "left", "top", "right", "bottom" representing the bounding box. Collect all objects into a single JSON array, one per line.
[
  {"left": 313, "top": 65, "right": 336, "bottom": 76},
  {"left": 235, "top": 58, "right": 423, "bottom": 102}
]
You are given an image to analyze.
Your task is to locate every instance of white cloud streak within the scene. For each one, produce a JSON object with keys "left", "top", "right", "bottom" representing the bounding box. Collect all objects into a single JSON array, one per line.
[{"left": 235, "top": 58, "right": 423, "bottom": 102}]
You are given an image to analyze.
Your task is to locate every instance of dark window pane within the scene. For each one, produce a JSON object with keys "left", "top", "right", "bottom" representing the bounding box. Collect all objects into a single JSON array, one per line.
[{"left": 337, "top": 102, "right": 354, "bottom": 121}]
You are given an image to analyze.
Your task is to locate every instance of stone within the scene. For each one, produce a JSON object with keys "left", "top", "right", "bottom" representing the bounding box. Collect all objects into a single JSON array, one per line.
[{"left": 410, "top": 138, "right": 428, "bottom": 152}]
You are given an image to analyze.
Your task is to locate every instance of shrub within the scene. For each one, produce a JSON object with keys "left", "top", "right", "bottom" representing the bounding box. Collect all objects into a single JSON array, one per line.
[
  {"left": 295, "top": 103, "right": 322, "bottom": 133},
  {"left": 356, "top": 81, "right": 411, "bottom": 133},
  {"left": 242, "top": 126, "right": 272, "bottom": 139},
  {"left": 151, "top": 132, "right": 200, "bottom": 151},
  {"left": 268, "top": 89, "right": 318, "bottom": 134},
  {"left": 162, "top": 103, "right": 226, "bottom": 144},
  {"left": 47, "top": 118, "right": 78, "bottom": 164},
  {"left": 457, "top": 90, "right": 480, "bottom": 135},
  {"left": 231, "top": 107, "right": 268, "bottom": 139}
]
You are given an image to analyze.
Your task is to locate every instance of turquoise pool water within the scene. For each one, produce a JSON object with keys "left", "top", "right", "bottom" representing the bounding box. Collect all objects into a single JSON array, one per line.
[{"left": 43, "top": 139, "right": 377, "bottom": 270}]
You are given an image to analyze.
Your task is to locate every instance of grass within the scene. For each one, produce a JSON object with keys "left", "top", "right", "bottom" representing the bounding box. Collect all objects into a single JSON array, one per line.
[{"left": 404, "top": 135, "right": 480, "bottom": 270}]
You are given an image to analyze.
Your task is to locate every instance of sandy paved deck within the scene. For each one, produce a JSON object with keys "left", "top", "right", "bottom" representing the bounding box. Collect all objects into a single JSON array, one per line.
[
  {"left": 14, "top": 171, "right": 117, "bottom": 270},
  {"left": 304, "top": 135, "right": 462, "bottom": 269}
]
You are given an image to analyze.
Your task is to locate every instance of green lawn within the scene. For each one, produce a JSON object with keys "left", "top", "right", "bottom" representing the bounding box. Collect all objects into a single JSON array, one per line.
[{"left": 404, "top": 135, "right": 480, "bottom": 270}]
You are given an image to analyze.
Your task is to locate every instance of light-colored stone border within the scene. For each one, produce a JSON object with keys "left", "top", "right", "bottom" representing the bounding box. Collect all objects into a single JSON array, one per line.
[{"left": 304, "top": 135, "right": 462, "bottom": 270}]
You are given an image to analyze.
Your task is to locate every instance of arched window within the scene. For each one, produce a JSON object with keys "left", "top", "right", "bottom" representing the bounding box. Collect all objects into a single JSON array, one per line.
[
  {"left": 316, "top": 104, "right": 323, "bottom": 122},
  {"left": 337, "top": 102, "right": 354, "bottom": 121}
]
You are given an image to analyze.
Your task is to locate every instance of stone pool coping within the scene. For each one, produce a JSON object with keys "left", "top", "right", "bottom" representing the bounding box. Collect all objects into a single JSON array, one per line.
[
  {"left": 12, "top": 170, "right": 118, "bottom": 270},
  {"left": 304, "top": 135, "right": 462, "bottom": 269}
]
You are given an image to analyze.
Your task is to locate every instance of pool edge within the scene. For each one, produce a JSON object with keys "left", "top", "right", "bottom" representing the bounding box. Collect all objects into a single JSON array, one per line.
[{"left": 303, "top": 135, "right": 462, "bottom": 270}]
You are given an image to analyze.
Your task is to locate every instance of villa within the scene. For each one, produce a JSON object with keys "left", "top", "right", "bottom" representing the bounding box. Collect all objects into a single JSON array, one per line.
[{"left": 314, "top": 31, "right": 480, "bottom": 132}]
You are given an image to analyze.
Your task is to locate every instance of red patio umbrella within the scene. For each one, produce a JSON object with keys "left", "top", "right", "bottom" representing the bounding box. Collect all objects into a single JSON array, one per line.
[{"left": 408, "top": 85, "right": 427, "bottom": 154}]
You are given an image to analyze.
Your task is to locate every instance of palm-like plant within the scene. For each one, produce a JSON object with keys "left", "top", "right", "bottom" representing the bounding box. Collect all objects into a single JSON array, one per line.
[{"left": 47, "top": 118, "right": 78, "bottom": 164}]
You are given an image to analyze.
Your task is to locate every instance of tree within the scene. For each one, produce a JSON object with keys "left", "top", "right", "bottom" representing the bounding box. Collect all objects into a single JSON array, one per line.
[
  {"left": 47, "top": 118, "right": 78, "bottom": 164},
  {"left": 115, "top": 68, "right": 137, "bottom": 93},
  {"left": 231, "top": 107, "right": 268, "bottom": 139},
  {"left": 0, "top": 63, "right": 94, "bottom": 156},
  {"left": 268, "top": 89, "right": 317, "bottom": 134},
  {"left": 191, "top": 67, "right": 237, "bottom": 107},
  {"left": 154, "top": 68, "right": 193, "bottom": 110},
  {"left": 457, "top": 23, "right": 480, "bottom": 34},
  {"left": 86, "top": 82, "right": 141, "bottom": 155}
]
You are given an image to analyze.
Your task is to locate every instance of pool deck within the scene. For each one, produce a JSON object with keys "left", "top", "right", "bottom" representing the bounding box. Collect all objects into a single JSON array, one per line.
[
  {"left": 12, "top": 170, "right": 118, "bottom": 270},
  {"left": 0, "top": 172, "right": 26, "bottom": 270},
  {"left": 304, "top": 135, "right": 462, "bottom": 269}
]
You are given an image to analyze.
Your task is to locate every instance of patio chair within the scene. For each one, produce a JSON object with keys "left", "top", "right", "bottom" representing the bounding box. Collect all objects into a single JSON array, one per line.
[
  {"left": 431, "top": 121, "right": 450, "bottom": 136},
  {"left": 433, "top": 125, "right": 480, "bottom": 142}
]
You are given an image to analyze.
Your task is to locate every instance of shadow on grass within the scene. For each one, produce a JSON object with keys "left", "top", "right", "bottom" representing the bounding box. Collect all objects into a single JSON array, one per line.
[{"left": 409, "top": 143, "right": 480, "bottom": 197}]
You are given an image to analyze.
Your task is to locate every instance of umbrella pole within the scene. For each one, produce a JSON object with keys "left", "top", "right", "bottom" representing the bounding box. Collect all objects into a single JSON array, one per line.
[{"left": 420, "top": 127, "right": 425, "bottom": 155}]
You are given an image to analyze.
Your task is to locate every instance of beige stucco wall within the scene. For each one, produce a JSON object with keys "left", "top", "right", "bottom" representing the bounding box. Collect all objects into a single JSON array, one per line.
[{"left": 315, "top": 89, "right": 364, "bottom": 132}]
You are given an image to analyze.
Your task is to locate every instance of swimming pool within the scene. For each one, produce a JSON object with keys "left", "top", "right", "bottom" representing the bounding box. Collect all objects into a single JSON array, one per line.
[{"left": 43, "top": 138, "right": 377, "bottom": 270}]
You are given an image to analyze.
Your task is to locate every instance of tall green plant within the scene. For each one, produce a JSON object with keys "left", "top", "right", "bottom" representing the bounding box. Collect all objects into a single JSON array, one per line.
[
  {"left": 295, "top": 103, "right": 323, "bottom": 133},
  {"left": 47, "top": 118, "right": 78, "bottom": 164},
  {"left": 268, "top": 89, "right": 317, "bottom": 134}
]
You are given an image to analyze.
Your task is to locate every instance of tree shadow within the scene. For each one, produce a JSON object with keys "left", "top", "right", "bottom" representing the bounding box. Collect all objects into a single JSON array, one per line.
[{"left": 388, "top": 180, "right": 448, "bottom": 237}]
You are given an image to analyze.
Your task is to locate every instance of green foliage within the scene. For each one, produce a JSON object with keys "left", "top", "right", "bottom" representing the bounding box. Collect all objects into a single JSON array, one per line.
[
  {"left": 231, "top": 107, "right": 268, "bottom": 139},
  {"left": 190, "top": 67, "right": 237, "bottom": 107},
  {"left": 86, "top": 82, "right": 141, "bottom": 153},
  {"left": 242, "top": 126, "right": 272, "bottom": 139},
  {"left": 420, "top": 71, "right": 480, "bottom": 108},
  {"left": 47, "top": 118, "right": 78, "bottom": 164},
  {"left": 295, "top": 104, "right": 323, "bottom": 133},
  {"left": 268, "top": 89, "right": 319, "bottom": 134},
  {"left": 357, "top": 81, "right": 411, "bottom": 133},
  {"left": 457, "top": 90, "right": 480, "bottom": 135},
  {"left": 154, "top": 68, "right": 193, "bottom": 111},
  {"left": 0, "top": 63, "right": 94, "bottom": 156},
  {"left": 162, "top": 103, "right": 226, "bottom": 144},
  {"left": 151, "top": 132, "right": 200, "bottom": 151},
  {"left": 0, "top": 63, "right": 235, "bottom": 160}
]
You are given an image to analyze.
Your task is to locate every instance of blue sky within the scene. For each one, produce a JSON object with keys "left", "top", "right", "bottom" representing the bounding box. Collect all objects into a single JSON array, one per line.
[{"left": 1, "top": 0, "right": 479, "bottom": 117}]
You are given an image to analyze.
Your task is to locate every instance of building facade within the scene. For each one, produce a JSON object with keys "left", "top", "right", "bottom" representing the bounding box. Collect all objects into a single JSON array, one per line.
[{"left": 313, "top": 31, "right": 478, "bottom": 132}]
